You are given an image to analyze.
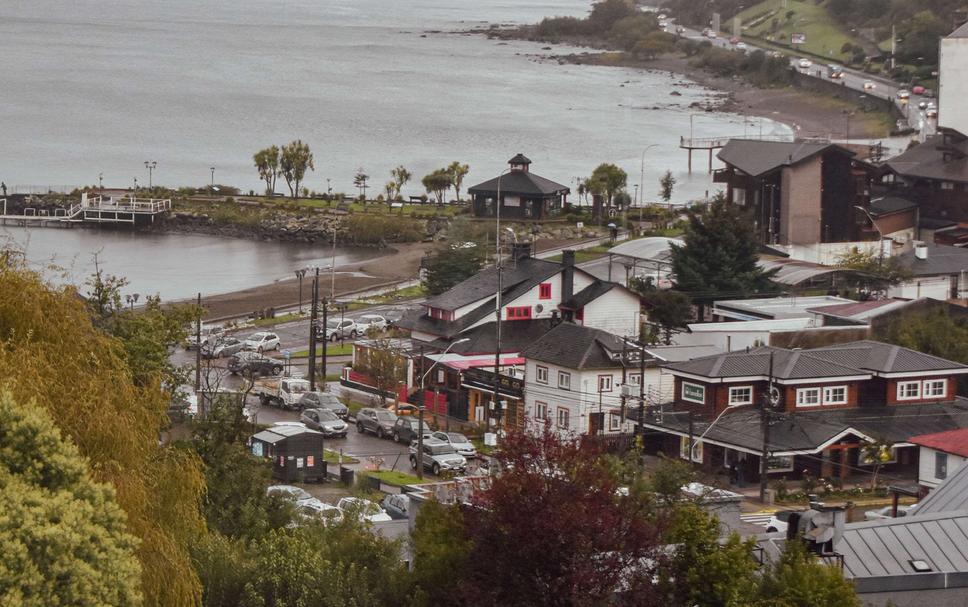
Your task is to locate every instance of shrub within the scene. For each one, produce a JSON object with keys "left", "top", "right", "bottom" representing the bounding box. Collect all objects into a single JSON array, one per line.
[{"left": 343, "top": 214, "right": 424, "bottom": 244}]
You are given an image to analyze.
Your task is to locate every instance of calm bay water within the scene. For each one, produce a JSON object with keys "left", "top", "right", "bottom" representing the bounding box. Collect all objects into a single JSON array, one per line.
[{"left": 0, "top": 0, "right": 792, "bottom": 298}]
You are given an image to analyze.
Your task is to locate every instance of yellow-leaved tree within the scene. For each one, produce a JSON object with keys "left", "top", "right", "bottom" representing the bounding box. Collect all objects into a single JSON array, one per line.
[{"left": 0, "top": 263, "right": 206, "bottom": 606}]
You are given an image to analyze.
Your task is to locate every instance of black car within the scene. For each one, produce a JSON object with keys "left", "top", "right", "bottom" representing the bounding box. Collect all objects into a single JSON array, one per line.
[
  {"left": 227, "top": 351, "right": 284, "bottom": 376},
  {"left": 297, "top": 391, "right": 349, "bottom": 418},
  {"left": 392, "top": 417, "right": 434, "bottom": 444}
]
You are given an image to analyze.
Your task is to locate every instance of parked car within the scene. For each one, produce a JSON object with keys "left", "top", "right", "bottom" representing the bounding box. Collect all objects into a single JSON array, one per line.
[
  {"left": 354, "top": 314, "right": 388, "bottom": 334},
  {"left": 323, "top": 318, "right": 357, "bottom": 341},
  {"left": 297, "top": 500, "right": 343, "bottom": 525},
  {"left": 267, "top": 485, "right": 315, "bottom": 505},
  {"left": 798, "top": 58, "right": 812, "bottom": 69},
  {"left": 243, "top": 331, "right": 280, "bottom": 353},
  {"left": 202, "top": 336, "right": 245, "bottom": 359},
  {"left": 392, "top": 417, "right": 434, "bottom": 444},
  {"left": 918, "top": 100, "right": 929, "bottom": 110},
  {"left": 409, "top": 439, "right": 467, "bottom": 476},
  {"left": 186, "top": 325, "right": 225, "bottom": 350},
  {"left": 765, "top": 509, "right": 798, "bottom": 534},
  {"left": 926, "top": 107, "right": 938, "bottom": 119},
  {"left": 381, "top": 494, "right": 411, "bottom": 520},
  {"left": 336, "top": 497, "right": 393, "bottom": 523},
  {"left": 300, "top": 408, "right": 348, "bottom": 438},
  {"left": 228, "top": 351, "right": 284, "bottom": 377},
  {"left": 912, "top": 85, "right": 926, "bottom": 95},
  {"left": 863, "top": 80, "right": 876, "bottom": 90},
  {"left": 298, "top": 391, "right": 349, "bottom": 418},
  {"left": 735, "top": 42, "right": 748, "bottom": 51},
  {"left": 922, "top": 88, "right": 935, "bottom": 98},
  {"left": 431, "top": 431, "right": 477, "bottom": 459},
  {"left": 729, "top": 36, "right": 740, "bottom": 45},
  {"left": 896, "top": 89, "right": 910, "bottom": 100},
  {"left": 865, "top": 504, "right": 917, "bottom": 521},
  {"left": 356, "top": 407, "right": 398, "bottom": 439}
]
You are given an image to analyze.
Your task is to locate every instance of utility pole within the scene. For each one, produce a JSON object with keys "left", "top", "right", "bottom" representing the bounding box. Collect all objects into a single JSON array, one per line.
[
  {"left": 688, "top": 410, "right": 695, "bottom": 463},
  {"left": 492, "top": 170, "right": 509, "bottom": 430},
  {"left": 308, "top": 268, "right": 320, "bottom": 390},
  {"left": 759, "top": 351, "right": 777, "bottom": 503},
  {"left": 638, "top": 339, "right": 646, "bottom": 437},
  {"left": 417, "top": 402, "right": 426, "bottom": 479},
  {"left": 320, "top": 298, "right": 328, "bottom": 390},
  {"left": 194, "top": 293, "right": 201, "bottom": 393}
]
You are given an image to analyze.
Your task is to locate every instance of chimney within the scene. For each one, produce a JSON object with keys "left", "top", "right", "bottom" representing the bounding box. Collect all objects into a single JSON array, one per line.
[
  {"left": 561, "top": 250, "right": 575, "bottom": 303},
  {"left": 792, "top": 502, "right": 846, "bottom": 555},
  {"left": 512, "top": 241, "right": 532, "bottom": 261},
  {"left": 914, "top": 241, "right": 928, "bottom": 260}
]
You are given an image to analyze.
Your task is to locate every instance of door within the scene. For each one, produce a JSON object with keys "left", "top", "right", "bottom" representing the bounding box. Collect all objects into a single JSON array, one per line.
[{"left": 588, "top": 412, "right": 603, "bottom": 435}]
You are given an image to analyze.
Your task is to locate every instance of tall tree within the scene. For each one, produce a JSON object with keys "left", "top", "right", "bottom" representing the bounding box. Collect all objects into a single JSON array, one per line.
[
  {"left": 422, "top": 243, "right": 485, "bottom": 295},
  {"left": 757, "top": 539, "right": 861, "bottom": 607},
  {"left": 354, "top": 339, "right": 406, "bottom": 404},
  {"left": 836, "top": 248, "right": 911, "bottom": 297},
  {"left": 670, "top": 194, "right": 778, "bottom": 319},
  {"left": 391, "top": 165, "right": 412, "bottom": 200},
  {"left": 659, "top": 169, "right": 677, "bottom": 203},
  {"left": 409, "top": 500, "right": 472, "bottom": 606},
  {"left": 279, "top": 140, "right": 315, "bottom": 199},
  {"left": 588, "top": 162, "right": 628, "bottom": 207},
  {"left": 0, "top": 390, "right": 143, "bottom": 606},
  {"left": 353, "top": 168, "right": 369, "bottom": 201},
  {"left": 629, "top": 278, "right": 694, "bottom": 345},
  {"left": 447, "top": 161, "right": 470, "bottom": 201},
  {"left": 253, "top": 145, "right": 280, "bottom": 197},
  {"left": 422, "top": 169, "right": 452, "bottom": 204}
]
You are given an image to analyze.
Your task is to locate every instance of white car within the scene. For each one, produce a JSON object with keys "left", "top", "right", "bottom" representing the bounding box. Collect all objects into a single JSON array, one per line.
[
  {"left": 798, "top": 58, "right": 812, "bottom": 69},
  {"left": 926, "top": 108, "right": 938, "bottom": 119},
  {"left": 765, "top": 509, "right": 797, "bottom": 533},
  {"left": 267, "top": 485, "right": 315, "bottom": 505},
  {"left": 736, "top": 42, "right": 748, "bottom": 51},
  {"left": 243, "top": 331, "right": 280, "bottom": 353},
  {"left": 863, "top": 80, "right": 876, "bottom": 90},
  {"left": 864, "top": 504, "right": 917, "bottom": 521},
  {"left": 431, "top": 431, "right": 478, "bottom": 459},
  {"left": 297, "top": 500, "right": 343, "bottom": 525},
  {"left": 186, "top": 325, "right": 224, "bottom": 350},
  {"left": 354, "top": 314, "right": 388, "bottom": 334},
  {"left": 336, "top": 497, "right": 393, "bottom": 523},
  {"left": 896, "top": 89, "right": 910, "bottom": 100}
]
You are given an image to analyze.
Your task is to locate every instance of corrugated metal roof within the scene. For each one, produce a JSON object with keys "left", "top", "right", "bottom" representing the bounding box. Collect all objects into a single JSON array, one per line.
[
  {"left": 914, "top": 464, "right": 968, "bottom": 516},
  {"left": 607, "top": 237, "right": 681, "bottom": 262}
]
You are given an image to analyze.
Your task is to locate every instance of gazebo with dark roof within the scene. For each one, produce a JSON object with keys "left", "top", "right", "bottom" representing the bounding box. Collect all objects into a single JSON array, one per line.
[{"left": 467, "top": 153, "right": 570, "bottom": 220}]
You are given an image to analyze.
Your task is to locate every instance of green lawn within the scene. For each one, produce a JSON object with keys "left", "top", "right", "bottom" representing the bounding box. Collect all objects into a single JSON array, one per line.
[
  {"left": 547, "top": 244, "right": 613, "bottom": 264},
  {"left": 362, "top": 469, "right": 424, "bottom": 486},
  {"left": 248, "top": 312, "right": 305, "bottom": 327},
  {"left": 263, "top": 197, "right": 467, "bottom": 217},
  {"left": 736, "top": 0, "right": 867, "bottom": 62},
  {"left": 290, "top": 343, "right": 354, "bottom": 358},
  {"left": 323, "top": 449, "right": 360, "bottom": 465},
  {"left": 365, "top": 284, "right": 426, "bottom": 304}
]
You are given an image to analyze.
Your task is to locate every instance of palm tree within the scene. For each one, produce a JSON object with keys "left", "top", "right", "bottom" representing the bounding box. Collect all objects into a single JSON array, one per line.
[
  {"left": 447, "top": 161, "right": 470, "bottom": 202},
  {"left": 390, "top": 166, "right": 411, "bottom": 201}
]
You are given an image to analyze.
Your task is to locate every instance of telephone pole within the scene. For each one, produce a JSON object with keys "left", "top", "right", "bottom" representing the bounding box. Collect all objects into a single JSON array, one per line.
[
  {"left": 759, "top": 351, "right": 778, "bottom": 503},
  {"left": 320, "top": 297, "right": 329, "bottom": 389},
  {"left": 308, "top": 268, "right": 320, "bottom": 390},
  {"left": 194, "top": 293, "right": 201, "bottom": 393}
]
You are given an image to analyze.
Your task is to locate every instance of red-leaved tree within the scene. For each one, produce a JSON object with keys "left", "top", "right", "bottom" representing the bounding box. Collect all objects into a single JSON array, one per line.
[{"left": 458, "top": 425, "right": 667, "bottom": 607}]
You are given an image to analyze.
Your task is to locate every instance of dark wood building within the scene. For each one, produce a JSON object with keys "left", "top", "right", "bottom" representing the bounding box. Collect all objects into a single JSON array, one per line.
[
  {"left": 882, "top": 127, "right": 968, "bottom": 223},
  {"left": 250, "top": 425, "right": 326, "bottom": 482},
  {"left": 467, "top": 153, "right": 569, "bottom": 220}
]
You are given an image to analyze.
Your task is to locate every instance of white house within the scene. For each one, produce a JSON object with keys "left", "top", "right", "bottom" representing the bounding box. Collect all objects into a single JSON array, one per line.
[
  {"left": 909, "top": 428, "right": 968, "bottom": 490},
  {"left": 940, "top": 21, "right": 968, "bottom": 136}
]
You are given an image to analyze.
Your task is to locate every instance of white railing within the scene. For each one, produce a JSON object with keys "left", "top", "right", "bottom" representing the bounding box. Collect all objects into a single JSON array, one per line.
[{"left": 93, "top": 196, "right": 172, "bottom": 213}]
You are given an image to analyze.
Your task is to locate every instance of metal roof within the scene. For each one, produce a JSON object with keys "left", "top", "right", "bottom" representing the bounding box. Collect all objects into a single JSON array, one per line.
[
  {"left": 756, "top": 257, "right": 853, "bottom": 286},
  {"left": 717, "top": 139, "right": 854, "bottom": 178},
  {"left": 607, "top": 237, "right": 681, "bottom": 262},
  {"left": 713, "top": 295, "right": 855, "bottom": 320},
  {"left": 914, "top": 464, "right": 968, "bottom": 516}
]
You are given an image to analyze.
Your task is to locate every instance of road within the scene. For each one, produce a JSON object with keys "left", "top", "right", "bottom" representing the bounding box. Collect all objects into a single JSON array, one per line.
[{"left": 672, "top": 20, "right": 937, "bottom": 140}]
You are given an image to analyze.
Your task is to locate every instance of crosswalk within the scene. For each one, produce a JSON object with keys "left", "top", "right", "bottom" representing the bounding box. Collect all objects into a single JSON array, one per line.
[{"left": 740, "top": 513, "right": 773, "bottom": 528}]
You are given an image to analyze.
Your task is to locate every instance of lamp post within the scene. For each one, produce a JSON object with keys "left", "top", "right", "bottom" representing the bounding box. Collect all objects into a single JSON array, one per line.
[
  {"left": 294, "top": 268, "right": 308, "bottom": 313},
  {"left": 210, "top": 166, "right": 215, "bottom": 191},
  {"left": 639, "top": 144, "right": 660, "bottom": 221},
  {"left": 854, "top": 205, "right": 884, "bottom": 270},
  {"left": 144, "top": 161, "right": 157, "bottom": 189},
  {"left": 418, "top": 338, "right": 470, "bottom": 479},
  {"left": 98, "top": 172, "right": 103, "bottom": 191}
]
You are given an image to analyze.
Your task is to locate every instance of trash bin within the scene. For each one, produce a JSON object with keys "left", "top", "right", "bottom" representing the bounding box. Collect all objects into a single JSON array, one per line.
[{"left": 339, "top": 466, "right": 354, "bottom": 486}]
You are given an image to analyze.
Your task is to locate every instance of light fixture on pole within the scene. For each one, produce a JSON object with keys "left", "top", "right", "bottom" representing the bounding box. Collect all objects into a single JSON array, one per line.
[
  {"left": 210, "top": 166, "right": 216, "bottom": 191},
  {"left": 294, "top": 268, "right": 308, "bottom": 313},
  {"left": 144, "top": 160, "right": 157, "bottom": 189},
  {"left": 417, "top": 337, "right": 470, "bottom": 479},
  {"left": 639, "top": 144, "right": 660, "bottom": 219}
]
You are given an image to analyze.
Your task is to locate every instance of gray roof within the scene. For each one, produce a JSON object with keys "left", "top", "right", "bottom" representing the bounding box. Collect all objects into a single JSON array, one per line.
[
  {"left": 950, "top": 21, "right": 968, "bottom": 38},
  {"left": 467, "top": 170, "right": 570, "bottom": 197},
  {"left": 417, "top": 319, "right": 557, "bottom": 355},
  {"left": 560, "top": 280, "right": 617, "bottom": 310},
  {"left": 885, "top": 132, "right": 968, "bottom": 184},
  {"left": 424, "top": 257, "right": 561, "bottom": 312},
  {"left": 643, "top": 344, "right": 723, "bottom": 362},
  {"left": 895, "top": 244, "right": 968, "bottom": 277},
  {"left": 521, "top": 322, "right": 628, "bottom": 370},
  {"left": 808, "top": 340, "right": 968, "bottom": 374},
  {"left": 869, "top": 195, "right": 918, "bottom": 217},
  {"left": 252, "top": 425, "right": 323, "bottom": 444},
  {"left": 914, "top": 464, "right": 968, "bottom": 517},
  {"left": 756, "top": 257, "right": 855, "bottom": 286},
  {"left": 717, "top": 139, "right": 854, "bottom": 178}
]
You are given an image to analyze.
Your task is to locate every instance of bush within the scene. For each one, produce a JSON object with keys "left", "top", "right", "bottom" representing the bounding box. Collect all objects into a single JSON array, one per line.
[{"left": 343, "top": 214, "right": 424, "bottom": 244}]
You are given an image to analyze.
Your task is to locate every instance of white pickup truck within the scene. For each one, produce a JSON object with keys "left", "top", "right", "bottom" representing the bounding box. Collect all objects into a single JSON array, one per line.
[{"left": 254, "top": 377, "right": 311, "bottom": 410}]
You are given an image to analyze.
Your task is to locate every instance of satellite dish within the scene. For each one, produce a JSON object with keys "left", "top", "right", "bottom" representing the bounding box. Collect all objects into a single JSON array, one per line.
[
  {"left": 535, "top": 304, "right": 544, "bottom": 313},
  {"left": 769, "top": 386, "right": 781, "bottom": 406}
]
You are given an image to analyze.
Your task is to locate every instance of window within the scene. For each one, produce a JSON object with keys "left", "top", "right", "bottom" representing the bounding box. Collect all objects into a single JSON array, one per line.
[
  {"left": 609, "top": 413, "right": 621, "bottom": 431},
  {"left": 897, "top": 381, "right": 921, "bottom": 400},
  {"left": 941, "top": 181, "right": 955, "bottom": 190},
  {"left": 535, "top": 365, "right": 548, "bottom": 384},
  {"left": 767, "top": 455, "right": 794, "bottom": 472},
  {"left": 936, "top": 451, "right": 948, "bottom": 480},
  {"left": 682, "top": 382, "right": 705, "bottom": 404},
  {"left": 924, "top": 379, "right": 947, "bottom": 398},
  {"left": 823, "top": 386, "right": 848, "bottom": 405},
  {"left": 534, "top": 401, "right": 547, "bottom": 421},
  {"left": 539, "top": 282, "right": 552, "bottom": 300},
  {"left": 628, "top": 373, "right": 642, "bottom": 386},
  {"left": 728, "top": 386, "right": 753, "bottom": 406},
  {"left": 796, "top": 388, "right": 821, "bottom": 407},
  {"left": 557, "top": 407, "right": 570, "bottom": 429},
  {"left": 506, "top": 306, "right": 532, "bottom": 320},
  {"left": 558, "top": 371, "right": 571, "bottom": 391},
  {"left": 679, "top": 436, "right": 703, "bottom": 463},
  {"left": 598, "top": 375, "right": 613, "bottom": 393}
]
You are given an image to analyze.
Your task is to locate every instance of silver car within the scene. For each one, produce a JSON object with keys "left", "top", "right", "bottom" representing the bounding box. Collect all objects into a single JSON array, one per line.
[
  {"left": 202, "top": 336, "right": 245, "bottom": 359},
  {"left": 298, "top": 391, "right": 349, "bottom": 418},
  {"left": 323, "top": 319, "right": 357, "bottom": 342},
  {"left": 410, "top": 439, "right": 467, "bottom": 476},
  {"left": 300, "top": 408, "right": 348, "bottom": 438},
  {"left": 356, "top": 407, "right": 398, "bottom": 439},
  {"left": 432, "top": 431, "right": 477, "bottom": 459},
  {"left": 355, "top": 314, "right": 388, "bottom": 334}
]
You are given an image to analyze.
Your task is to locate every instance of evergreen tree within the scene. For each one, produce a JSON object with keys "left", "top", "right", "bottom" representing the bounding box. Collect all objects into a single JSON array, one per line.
[
  {"left": 421, "top": 244, "right": 485, "bottom": 295},
  {"left": 670, "top": 194, "right": 778, "bottom": 318},
  {"left": 756, "top": 540, "right": 861, "bottom": 607}
]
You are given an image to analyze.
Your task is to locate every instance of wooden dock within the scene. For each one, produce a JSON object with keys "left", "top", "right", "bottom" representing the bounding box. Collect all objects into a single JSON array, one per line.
[{"left": 0, "top": 194, "right": 172, "bottom": 227}]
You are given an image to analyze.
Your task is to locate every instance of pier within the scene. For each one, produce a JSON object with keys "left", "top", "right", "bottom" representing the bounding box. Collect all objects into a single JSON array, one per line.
[{"left": 0, "top": 193, "right": 171, "bottom": 227}]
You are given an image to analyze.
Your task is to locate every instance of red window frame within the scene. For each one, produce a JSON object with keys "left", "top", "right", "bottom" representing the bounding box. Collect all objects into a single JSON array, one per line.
[
  {"left": 506, "top": 306, "right": 532, "bottom": 320},
  {"left": 539, "top": 282, "right": 552, "bottom": 300}
]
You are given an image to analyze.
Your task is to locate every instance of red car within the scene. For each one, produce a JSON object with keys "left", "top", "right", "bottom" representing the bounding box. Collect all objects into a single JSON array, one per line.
[
  {"left": 729, "top": 36, "right": 740, "bottom": 45},
  {"left": 912, "top": 85, "right": 926, "bottom": 95}
]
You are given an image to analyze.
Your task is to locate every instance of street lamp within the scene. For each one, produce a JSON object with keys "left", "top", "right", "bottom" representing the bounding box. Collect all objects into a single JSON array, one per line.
[
  {"left": 294, "top": 268, "right": 308, "bottom": 313},
  {"left": 210, "top": 166, "right": 215, "bottom": 191},
  {"left": 418, "top": 337, "right": 470, "bottom": 479},
  {"left": 639, "top": 144, "right": 660, "bottom": 220},
  {"left": 144, "top": 161, "right": 157, "bottom": 189}
]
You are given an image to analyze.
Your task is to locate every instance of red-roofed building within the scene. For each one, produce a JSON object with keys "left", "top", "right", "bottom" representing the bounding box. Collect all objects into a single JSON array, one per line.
[{"left": 910, "top": 428, "right": 968, "bottom": 489}]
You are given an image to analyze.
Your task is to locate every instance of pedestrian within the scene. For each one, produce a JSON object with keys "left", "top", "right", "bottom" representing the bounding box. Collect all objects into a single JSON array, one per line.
[{"left": 729, "top": 462, "right": 739, "bottom": 485}]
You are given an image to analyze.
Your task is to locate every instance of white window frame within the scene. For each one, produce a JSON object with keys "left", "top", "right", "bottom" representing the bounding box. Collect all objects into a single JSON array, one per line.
[
  {"left": 609, "top": 412, "right": 621, "bottom": 431},
  {"left": 598, "top": 374, "right": 613, "bottom": 393},
  {"left": 767, "top": 455, "right": 794, "bottom": 472},
  {"left": 897, "top": 381, "right": 921, "bottom": 401},
  {"left": 557, "top": 406, "right": 570, "bottom": 429},
  {"left": 534, "top": 401, "right": 547, "bottom": 421},
  {"left": 823, "top": 385, "right": 848, "bottom": 405},
  {"left": 679, "top": 436, "right": 703, "bottom": 463},
  {"left": 728, "top": 385, "right": 753, "bottom": 406},
  {"left": 535, "top": 365, "right": 548, "bottom": 385},
  {"left": 796, "top": 387, "right": 821, "bottom": 407},
  {"left": 558, "top": 371, "right": 571, "bottom": 391},
  {"left": 681, "top": 381, "right": 705, "bottom": 404},
  {"left": 923, "top": 379, "right": 946, "bottom": 399},
  {"left": 627, "top": 373, "right": 642, "bottom": 386}
]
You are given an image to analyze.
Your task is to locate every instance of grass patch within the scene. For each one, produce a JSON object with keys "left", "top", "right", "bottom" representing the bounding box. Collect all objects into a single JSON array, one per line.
[
  {"left": 548, "top": 244, "right": 612, "bottom": 264},
  {"left": 323, "top": 449, "right": 359, "bottom": 465},
  {"left": 736, "top": 0, "right": 867, "bottom": 62},
  {"left": 471, "top": 438, "right": 496, "bottom": 457},
  {"left": 363, "top": 469, "right": 423, "bottom": 486},
  {"left": 345, "top": 400, "right": 366, "bottom": 417},
  {"left": 365, "top": 284, "right": 426, "bottom": 304},
  {"left": 291, "top": 343, "right": 354, "bottom": 358}
]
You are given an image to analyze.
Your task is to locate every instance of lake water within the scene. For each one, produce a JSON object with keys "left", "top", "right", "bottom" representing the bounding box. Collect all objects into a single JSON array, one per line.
[{"left": 0, "top": 0, "right": 790, "bottom": 201}]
